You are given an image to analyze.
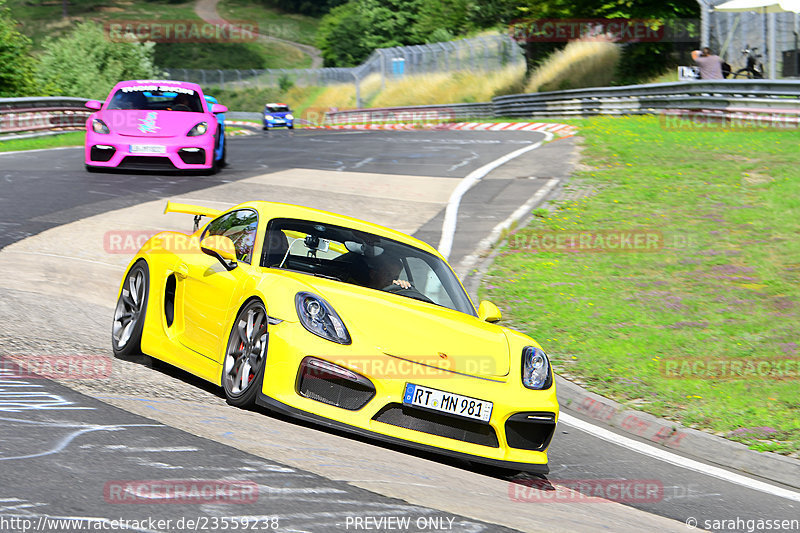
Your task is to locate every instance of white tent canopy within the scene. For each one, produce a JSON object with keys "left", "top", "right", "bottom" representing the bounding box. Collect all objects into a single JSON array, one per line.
[
  {"left": 712, "top": 0, "right": 800, "bottom": 77},
  {"left": 714, "top": 0, "right": 800, "bottom": 13}
]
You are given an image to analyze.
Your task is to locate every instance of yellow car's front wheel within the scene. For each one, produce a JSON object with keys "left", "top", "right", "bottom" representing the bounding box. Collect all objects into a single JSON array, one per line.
[
  {"left": 112, "top": 260, "right": 149, "bottom": 357},
  {"left": 222, "top": 299, "right": 268, "bottom": 408}
]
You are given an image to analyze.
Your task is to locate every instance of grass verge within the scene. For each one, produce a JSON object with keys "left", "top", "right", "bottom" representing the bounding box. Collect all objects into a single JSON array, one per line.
[
  {"left": 218, "top": 0, "right": 320, "bottom": 46},
  {"left": 0, "top": 132, "right": 84, "bottom": 152},
  {"left": 482, "top": 115, "right": 800, "bottom": 456}
]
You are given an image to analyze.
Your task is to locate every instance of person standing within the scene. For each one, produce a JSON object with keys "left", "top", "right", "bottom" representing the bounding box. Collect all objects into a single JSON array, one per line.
[{"left": 691, "top": 47, "right": 724, "bottom": 80}]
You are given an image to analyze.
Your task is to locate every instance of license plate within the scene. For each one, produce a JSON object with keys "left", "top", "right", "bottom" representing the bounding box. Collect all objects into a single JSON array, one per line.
[
  {"left": 130, "top": 144, "right": 166, "bottom": 154},
  {"left": 403, "top": 383, "right": 492, "bottom": 422}
]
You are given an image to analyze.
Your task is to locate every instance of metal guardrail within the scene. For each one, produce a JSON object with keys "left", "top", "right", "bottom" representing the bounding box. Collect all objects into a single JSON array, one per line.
[
  {"left": 492, "top": 80, "right": 800, "bottom": 118},
  {"left": 0, "top": 97, "right": 90, "bottom": 136}
]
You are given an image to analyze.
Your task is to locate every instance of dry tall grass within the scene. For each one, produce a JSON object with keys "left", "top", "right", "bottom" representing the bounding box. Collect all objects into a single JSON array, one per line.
[
  {"left": 524, "top": 37, "right": 620, "bottom": 93},
  {"left": 370, "top": 64, "right": 525, "bottom": 107},
  {"left": 284, "top": 38, "right": 621, "bottom": 112}
]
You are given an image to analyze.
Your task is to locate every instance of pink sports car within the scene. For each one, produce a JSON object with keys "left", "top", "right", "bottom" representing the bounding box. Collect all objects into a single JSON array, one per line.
[{"left": 84, "top": 80, "right": 227, "bottom": 173}]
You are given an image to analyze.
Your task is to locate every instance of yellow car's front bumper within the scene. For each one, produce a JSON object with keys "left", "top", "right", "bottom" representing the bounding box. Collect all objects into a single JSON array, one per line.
[{"left": 257, "top": 321, "right": 558, "bottom": 473}]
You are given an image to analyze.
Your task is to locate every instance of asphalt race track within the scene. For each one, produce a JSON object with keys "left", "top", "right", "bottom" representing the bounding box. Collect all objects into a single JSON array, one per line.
[{"left": 0, "top": 129, "right": 798, "bottom": 532}]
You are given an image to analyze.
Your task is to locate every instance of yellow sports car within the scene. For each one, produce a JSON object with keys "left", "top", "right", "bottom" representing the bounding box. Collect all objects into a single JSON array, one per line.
[{"left": 112, "top": 201, "right": 558, "bottom": 472}]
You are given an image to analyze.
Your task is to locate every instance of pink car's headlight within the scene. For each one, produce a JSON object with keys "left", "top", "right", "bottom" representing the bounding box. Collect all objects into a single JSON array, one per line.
[
  {"left": 92, "top": 118, "right": 110, "bottom": 134},
  {"left": 187, "top": 122, "right": 208, "bottom": 136}
]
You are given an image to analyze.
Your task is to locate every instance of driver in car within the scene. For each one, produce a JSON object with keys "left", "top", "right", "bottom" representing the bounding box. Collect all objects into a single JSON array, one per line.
[
  {"left": 367, "top": 254, "right": 411, "bottom": 290},
  {"left": 168, "top": 93, "right": 194, "bottom": 111}
]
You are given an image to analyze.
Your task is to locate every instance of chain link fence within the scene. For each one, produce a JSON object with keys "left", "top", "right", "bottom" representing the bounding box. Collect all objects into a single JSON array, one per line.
[
  {"left": 708, "top": 4, "right": 800, "bottom": 77},
  {"left": 164, "top": 34, "right": 523, "bottom": 91}
]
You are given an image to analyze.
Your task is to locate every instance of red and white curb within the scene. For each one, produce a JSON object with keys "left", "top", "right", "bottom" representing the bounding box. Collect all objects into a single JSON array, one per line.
[
  {"left": 225, "top": 121, "right": 260, "bottom": 135},
  {"left": 306, "top": 122, "right": 577, "bottom": 138}
]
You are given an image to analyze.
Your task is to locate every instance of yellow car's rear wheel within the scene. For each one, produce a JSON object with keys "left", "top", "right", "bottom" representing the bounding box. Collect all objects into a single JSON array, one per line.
[{"left": 222, "top": 299, "right": 268, "bottom": 408}]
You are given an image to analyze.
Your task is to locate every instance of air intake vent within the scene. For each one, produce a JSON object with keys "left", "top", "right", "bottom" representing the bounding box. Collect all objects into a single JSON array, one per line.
[
  {"left": 504, "top": 412, "right": 556, "bottom": 451},
  {"left": 296, "top": 357, "right": 375, "bottom": 411},
  {"left": 373, "top": 403, "right": 499, "bottom": 447}
]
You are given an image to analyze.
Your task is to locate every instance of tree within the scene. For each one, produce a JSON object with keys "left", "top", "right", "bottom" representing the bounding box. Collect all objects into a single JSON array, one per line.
[
  {"left": 271, "top": 0, "right": 348, "bottom": 17},
  {"left": 35, "top": 22, "right": 161, "bottom": 99},
  {"left": 0, "top": 0, "right": 38, "bottom": 97},
  {"left": 317, "top": 0, "right": 424, "bottom": 67},
  {"left": 412, "top": 0, "right": 473, "bottom": 43}
]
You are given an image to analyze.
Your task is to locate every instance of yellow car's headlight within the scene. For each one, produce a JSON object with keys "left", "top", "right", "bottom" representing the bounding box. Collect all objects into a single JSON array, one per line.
[
  {"left": 295, "top": 292, "right": 351, "bottom": 344},
  {"left": 522, "top": 346, "right": 551, "bottom": 389}
]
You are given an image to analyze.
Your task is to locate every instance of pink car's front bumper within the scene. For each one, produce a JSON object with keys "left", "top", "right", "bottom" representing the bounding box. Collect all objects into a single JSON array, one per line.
[{"left": 85, "top": 131, "right": 216, "bottom": 170}]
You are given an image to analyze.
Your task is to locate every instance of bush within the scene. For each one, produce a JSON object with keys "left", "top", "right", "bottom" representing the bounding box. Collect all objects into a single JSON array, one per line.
[
  {"left": 278, "top": 73, "right": 295, "bottom": 92},
  {"left": 35, "top": 22, "right": 161, "bottom": 99}
]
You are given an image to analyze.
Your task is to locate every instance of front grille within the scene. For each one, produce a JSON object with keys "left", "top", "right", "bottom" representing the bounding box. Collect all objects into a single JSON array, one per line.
[
  {"left": 90, "top": 145, "right": 115, "bottom": 162},
  {"left": 504, "top": 412, "right": 556, "bottom": 451},
  {"left": 296, "top": 357, "right": 375, "bottom": 411},
  {"left": 372, "top": 403, "right": 499, "bottom": 447},
  {"left": 178, "top": 148, "right": 206, "bottom": 165},
  {"left": 119, "top": 156, "right": 176, "bottom": 170}
]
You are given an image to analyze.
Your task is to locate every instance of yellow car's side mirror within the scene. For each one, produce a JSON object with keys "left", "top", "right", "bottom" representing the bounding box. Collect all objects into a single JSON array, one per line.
[
  {"left": 478, "top": 300, "right": 501, "bottom": 323},
  {"left": 201, "top": 235, "right": 238, "bottom": 271}
]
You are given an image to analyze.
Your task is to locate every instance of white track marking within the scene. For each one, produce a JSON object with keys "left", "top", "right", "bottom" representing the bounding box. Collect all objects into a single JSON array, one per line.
[
  {"left": 437, "top": 132, "right": 553, "bottom": 259},
  {"left": 559, "top": 412, "right": 800, "bottom": 503},
  {"left": 455, "top": 177, "right": 560, "bottom": 275}
]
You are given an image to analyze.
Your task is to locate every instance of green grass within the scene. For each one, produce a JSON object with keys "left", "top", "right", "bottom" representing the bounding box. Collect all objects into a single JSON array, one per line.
[
  {"left": 9, "top": 0, "right": 312, "bottom": 69},
  {"left": 206, "top": 86, "right": 286, "bottom": 111},
  {"left": 217, "top": 0, "right": 321, "bottom": 46},
  {"left": 483, "top": 116, "right": 800, "bottom": 456},
  {"left": 9, "top": 0, "right": 203, "bottom": 49},
  {"left": 0, "top": 132, "right": 84, "bottom": 152},
  {"left": 154, "top": 40, "right": 309, "bottom": 70}
]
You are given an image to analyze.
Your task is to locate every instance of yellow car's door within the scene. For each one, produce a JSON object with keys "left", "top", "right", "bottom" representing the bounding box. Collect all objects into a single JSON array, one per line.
[{"left": 177, "top": 209, "right": 258, "bottom": 361}]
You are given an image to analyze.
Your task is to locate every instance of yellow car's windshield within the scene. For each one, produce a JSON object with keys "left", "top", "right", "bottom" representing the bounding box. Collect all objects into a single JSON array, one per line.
[{"left": 261, "top": 218, "right": 476, "bottom": 316}]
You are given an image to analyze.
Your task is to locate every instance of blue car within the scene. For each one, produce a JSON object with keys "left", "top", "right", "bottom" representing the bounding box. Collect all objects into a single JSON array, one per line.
[
  {"left": 263, "top": 102, "right": 294, "bottom": 130},
  {"left": 204, "top": 95, "right": 226, "bottom": 166}
]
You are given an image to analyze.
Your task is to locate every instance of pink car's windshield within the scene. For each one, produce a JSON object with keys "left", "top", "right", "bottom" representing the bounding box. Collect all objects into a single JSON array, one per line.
[{"left": 106, "top": 89, "right": 203, "bottom": 112}]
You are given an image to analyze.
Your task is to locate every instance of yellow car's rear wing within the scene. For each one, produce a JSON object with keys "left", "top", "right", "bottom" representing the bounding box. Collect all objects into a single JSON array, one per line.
[{"left": 164, "top": 201, "right": 223, "bottom": 231}]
